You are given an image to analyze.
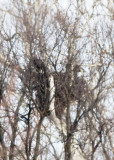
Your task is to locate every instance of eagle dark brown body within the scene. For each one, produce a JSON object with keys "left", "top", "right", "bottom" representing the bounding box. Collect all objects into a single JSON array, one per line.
[{"left": 32, "top": 58, "right": 50, "bottom": 115}]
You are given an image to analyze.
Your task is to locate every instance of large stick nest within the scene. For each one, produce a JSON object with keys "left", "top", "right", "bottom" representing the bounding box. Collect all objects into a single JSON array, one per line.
[{"left": 22, "top": 57, "right": 89, "bottom": 119}]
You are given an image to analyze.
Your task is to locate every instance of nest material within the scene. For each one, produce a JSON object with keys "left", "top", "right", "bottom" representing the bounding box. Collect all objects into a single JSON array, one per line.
[
  {"left": 23, "top": 58, "right": 88, "bottom": 118},
  {"left": 22, "top": 58, "right": 50, "bottom": 116},
  {"left": 32, "top": 58, "right": 50, "bottom": 114},
  {"left": 53, "top": 70, "right": 88, "bottom": 119}
]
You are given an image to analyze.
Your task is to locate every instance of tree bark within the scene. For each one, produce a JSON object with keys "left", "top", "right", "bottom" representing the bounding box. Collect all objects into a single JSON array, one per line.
[
  {"left": 65, "top": 102, "right": 72, "bottom": 160},
  {"left": 33, "top": 117, "right": 44, "bottom": 160}
]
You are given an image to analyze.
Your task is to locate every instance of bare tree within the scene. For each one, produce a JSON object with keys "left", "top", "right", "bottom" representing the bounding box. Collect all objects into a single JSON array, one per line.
[{"left": 0, "top": 0, "right": 113, "bottom": 160}]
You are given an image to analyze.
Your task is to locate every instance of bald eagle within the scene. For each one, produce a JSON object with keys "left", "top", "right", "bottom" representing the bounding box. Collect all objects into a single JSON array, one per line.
[{"left": 32, "top": 58, "right": 50, "bottom": 115}]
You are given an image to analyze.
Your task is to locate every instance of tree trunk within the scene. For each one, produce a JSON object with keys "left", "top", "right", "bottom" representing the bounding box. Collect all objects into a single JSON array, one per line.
[
  {"left": 33, "top": 117, "right": 44, "bottom": 160},
  {"left": 65, "top": 102, "right": 72, "bottom": 160}
]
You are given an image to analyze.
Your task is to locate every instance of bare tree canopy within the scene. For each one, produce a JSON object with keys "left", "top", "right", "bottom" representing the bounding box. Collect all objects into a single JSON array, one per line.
[{"left": 0, "top": 0, "right": 113, "bottom": 160}]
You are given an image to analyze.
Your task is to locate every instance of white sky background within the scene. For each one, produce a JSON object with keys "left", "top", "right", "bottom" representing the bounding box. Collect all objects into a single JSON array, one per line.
[
  {"left": 0, "top": 0, "right": 8, "bottom": 8},
  {"left": 0, "top": 0, "right": 110, "bottom": 12}
]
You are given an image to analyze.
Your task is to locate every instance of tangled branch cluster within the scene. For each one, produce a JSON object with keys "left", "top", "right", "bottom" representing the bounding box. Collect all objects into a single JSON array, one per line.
[{"left": 22, "top": 57, "right": 89, "bottom": 119}]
